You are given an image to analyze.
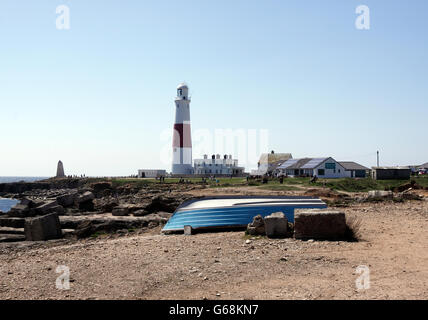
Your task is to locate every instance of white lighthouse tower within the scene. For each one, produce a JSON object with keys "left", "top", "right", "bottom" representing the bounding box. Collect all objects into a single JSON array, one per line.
[{"left": 172, "top": 83, "right": 194, "bottom": 175}]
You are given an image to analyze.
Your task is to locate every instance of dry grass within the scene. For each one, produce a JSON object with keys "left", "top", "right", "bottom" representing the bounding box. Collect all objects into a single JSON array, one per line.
[{"left": 344, "top": 215, "right": 363, "bottom": 242}]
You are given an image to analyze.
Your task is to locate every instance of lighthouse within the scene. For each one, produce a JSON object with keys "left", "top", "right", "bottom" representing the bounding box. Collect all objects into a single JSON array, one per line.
[{"left": 172, "top": 83, "right": 194, "bottom": 175}]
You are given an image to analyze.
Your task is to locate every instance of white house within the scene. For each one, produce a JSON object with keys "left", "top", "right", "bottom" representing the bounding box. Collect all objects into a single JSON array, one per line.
[
  {"left": 251, "top": 151, "right": 292, "bottom": 176},
  {"left": 138, "top": 169, "right": 167, "bottom": 178},
  {"left": 276, "top": 157, "right": 349, "bottom": 178},
  {"left": 194, "top": 154, "right": 245, "bottom": 176}
]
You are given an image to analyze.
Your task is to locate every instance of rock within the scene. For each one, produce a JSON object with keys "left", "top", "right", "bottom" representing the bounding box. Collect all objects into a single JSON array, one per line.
[
  {"left": 147, "top": 221, "right": 158, "bottom": 228},
  {"left": 76, "top": 192, "right": 95, "bottom": 211},
  {"left": 245, "top": 239, "right": 252, "bottom": 244},
  {"left": 0, "top": 234, "right": 25, "bottom": 243},
  {"left": 247, "top": 215, "right": 265, "bottom": 235},
  {"left": 62, "top": 213, "right": 170, "bottom": 237},
  {"left": 294, "top": 209, "right": 346, "bottom": 240},
  {"left": 90, "top": 182, "right": 112, "bottom": 197},
  {"left": 51, "top": 205, "right": 65, "bottom": 215},
  {"left": 0, "top": 217, "right": 25, "bottom": 228},
  {"left": 133, "top": 209, "right": 149, "bottom": 217},
  {"left": 77, "top": 191, "right": 95, "bottom": 203},
  {"left": 0, "top": 227, "right": 24, "bottom": 235},
  {"left": 367, "top": 190, "right": 393, "bottom": 200},
  {"left": 7, "top": 204, "right": 31, "bottom": 218},
  {"left": 112, "top": 206, "right": 129, "bottom": 216},
  {"left": 19, "top": 197, "right": 35, "bottom": 207},
  {"left": 101, "top": 201, "right": 119, "bottom": 213},
  {"left": 123, "top": 203, "right": 146, "bottom": 213},
  {"left": 144, "top": 195, "right": 180, "bottom": 214},
  {"left": 56, "top": 193, "right": 77, "bottom": 208},
  {"left": 73, "top": 221, "right": 95, "bottom": 239},
  {"left": 184, "top": 225, "right": 193, "bottom": 235},
  {"left": 395, "top": 192, "right": 422, "bottom": 201},
  {"left": 264, "top": 212, "right": 288, "bottom": 238},
  {"left": 35, "top": 200, "right": 59, "bottom": 215},
  {"left": 24, "top": 213, "right": 63, "bottom": 241}
]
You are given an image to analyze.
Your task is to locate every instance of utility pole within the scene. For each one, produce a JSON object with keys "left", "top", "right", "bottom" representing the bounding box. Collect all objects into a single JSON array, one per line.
[{"left": 377, "top": 151, "right": 379, "bottom": 167}]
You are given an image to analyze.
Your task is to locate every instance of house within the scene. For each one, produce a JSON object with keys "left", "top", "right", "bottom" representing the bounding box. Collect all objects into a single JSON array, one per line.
[
  {"left": 193, "top": 154, "right": 245, "bottom": 176},
  {"left": 275, "top": 158, "right": 311, "bottom": 176},
  {"left": 138, "top": 169, "right": 167, "bottom": 178},
  {"left": 277, "top": 157, "right": 348, "bottom": 178},
  {"left": 252, "top": 151, "right": 292, "bottom": 176},
  {"left": 338, "top": 162, "right": 369, "bottom": 178},
  {"left": 417, "top": 162, "right": 428, "bottom": 170},
  {"left": 371, "top": 166, "right": 411, "bottom": 180}
]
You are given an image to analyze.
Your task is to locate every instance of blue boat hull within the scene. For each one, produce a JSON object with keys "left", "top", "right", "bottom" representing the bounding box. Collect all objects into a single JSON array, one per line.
[{"left": 162, "top": 196, "right": 327, "bottom": 232}]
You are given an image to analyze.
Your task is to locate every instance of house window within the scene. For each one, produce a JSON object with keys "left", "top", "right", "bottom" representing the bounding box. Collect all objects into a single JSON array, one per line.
[{"left": 318, "top": 169, "right": 325, "bottom": 176}]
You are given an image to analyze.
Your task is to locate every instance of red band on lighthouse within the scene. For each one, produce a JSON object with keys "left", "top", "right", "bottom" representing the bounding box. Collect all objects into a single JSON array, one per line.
[{"left": 173, "top": 123, "right": 192, "bottom": 148}]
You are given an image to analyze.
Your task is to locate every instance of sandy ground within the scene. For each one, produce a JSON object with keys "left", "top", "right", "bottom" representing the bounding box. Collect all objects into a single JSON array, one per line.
[{"left": 0, "top": 200, "right": 427, "bottom": 300}]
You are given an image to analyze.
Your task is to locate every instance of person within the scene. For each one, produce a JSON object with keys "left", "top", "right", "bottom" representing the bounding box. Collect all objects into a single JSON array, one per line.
[{"left": 262, "top": 175, "right": 268, "bottom": 184}]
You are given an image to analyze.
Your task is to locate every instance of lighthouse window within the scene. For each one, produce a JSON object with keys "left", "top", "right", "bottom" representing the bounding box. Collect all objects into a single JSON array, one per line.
[{"left": 178, "top": 89, "right": 182, "bottom": 96}]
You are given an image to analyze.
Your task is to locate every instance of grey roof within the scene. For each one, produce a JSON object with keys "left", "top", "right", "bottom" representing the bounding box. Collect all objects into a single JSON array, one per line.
[
  {"left": 417, "top": 162, "right": 428, "bottom": 169},
  {"left": 288, "top": 158, "right": 312, "bottom": 169},
  {"left": 277, "top": 158, "right": 320, "bottom": 170},
  {"left": 277, "top": 159, "right": 298, "bottom": 169},
  {"left": 301, "top": 158, "right": 329, "bottom": 169},
  {"left": 338, "top": 161, "right": 369, "bottom": 171}
]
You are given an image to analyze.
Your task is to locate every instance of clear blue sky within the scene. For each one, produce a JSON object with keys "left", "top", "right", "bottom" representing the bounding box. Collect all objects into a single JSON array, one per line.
[{"left": 1, "top": 0, "right": 427, "bottom": 176}]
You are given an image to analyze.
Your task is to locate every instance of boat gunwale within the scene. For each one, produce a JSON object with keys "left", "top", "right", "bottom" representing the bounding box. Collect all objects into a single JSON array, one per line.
[{"left": 175, "top": 196, "right": 325, "bottom": 211}]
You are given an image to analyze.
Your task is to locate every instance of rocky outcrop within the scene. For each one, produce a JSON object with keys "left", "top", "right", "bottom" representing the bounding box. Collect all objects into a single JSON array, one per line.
[
  {"left": 0, "top": 182, "right": 51, "bottom": 195},
  {"left": 69, "top": 213, "right": 171, "bottom": 238},
  {"left": 90, "top": 182, "right": 113, "bottom": 198},
  {"left": 0, "top": 217, "right": 25, "bottom": 228},
  {"left": 7, "top": 204, "right": 32, "bottom": 218},
  {"left": 144, "top": 195, "right": 182, "bottom": 214}
]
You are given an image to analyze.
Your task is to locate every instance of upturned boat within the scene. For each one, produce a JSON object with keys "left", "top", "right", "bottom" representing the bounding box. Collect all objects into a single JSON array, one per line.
[{"left": 162, "top": 196, "right": 327, "bottom": 233}]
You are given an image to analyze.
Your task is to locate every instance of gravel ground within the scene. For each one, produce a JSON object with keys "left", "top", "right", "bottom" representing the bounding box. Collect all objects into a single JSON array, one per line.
[{"left": 0, "top": 200, "right": 427, "bottom": 300}]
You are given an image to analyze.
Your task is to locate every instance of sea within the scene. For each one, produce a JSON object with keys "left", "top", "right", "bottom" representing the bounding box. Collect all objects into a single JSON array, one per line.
[{"left": 0, "top": 176, "right": 48, "bottom": 213}]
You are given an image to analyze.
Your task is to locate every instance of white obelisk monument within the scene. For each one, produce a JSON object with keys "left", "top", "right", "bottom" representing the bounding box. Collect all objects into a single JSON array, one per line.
[{"left": 172, "top": 83, "right": 194, "bottom": 175}]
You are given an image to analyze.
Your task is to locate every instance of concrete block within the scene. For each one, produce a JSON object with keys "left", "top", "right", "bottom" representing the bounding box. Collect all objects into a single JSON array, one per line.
[
  {"left": 264, "top": 212, "right": 288, "bottom": 238},
  {"left": 294, "top": 209, "right": 346, "bottom": 240},
  {"left": 24, "top": 213, "right": 63, "bottom": 241}
]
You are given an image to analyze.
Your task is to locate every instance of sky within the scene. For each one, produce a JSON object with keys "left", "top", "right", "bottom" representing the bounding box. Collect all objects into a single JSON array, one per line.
[{"left": 0, "top": 0, "right": 427, "bottom": 176}]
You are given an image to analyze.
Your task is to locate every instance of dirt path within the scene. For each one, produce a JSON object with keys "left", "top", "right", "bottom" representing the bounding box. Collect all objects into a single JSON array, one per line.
[{"left": 0, "top": 201, "right": 427, "bottom": 300}]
